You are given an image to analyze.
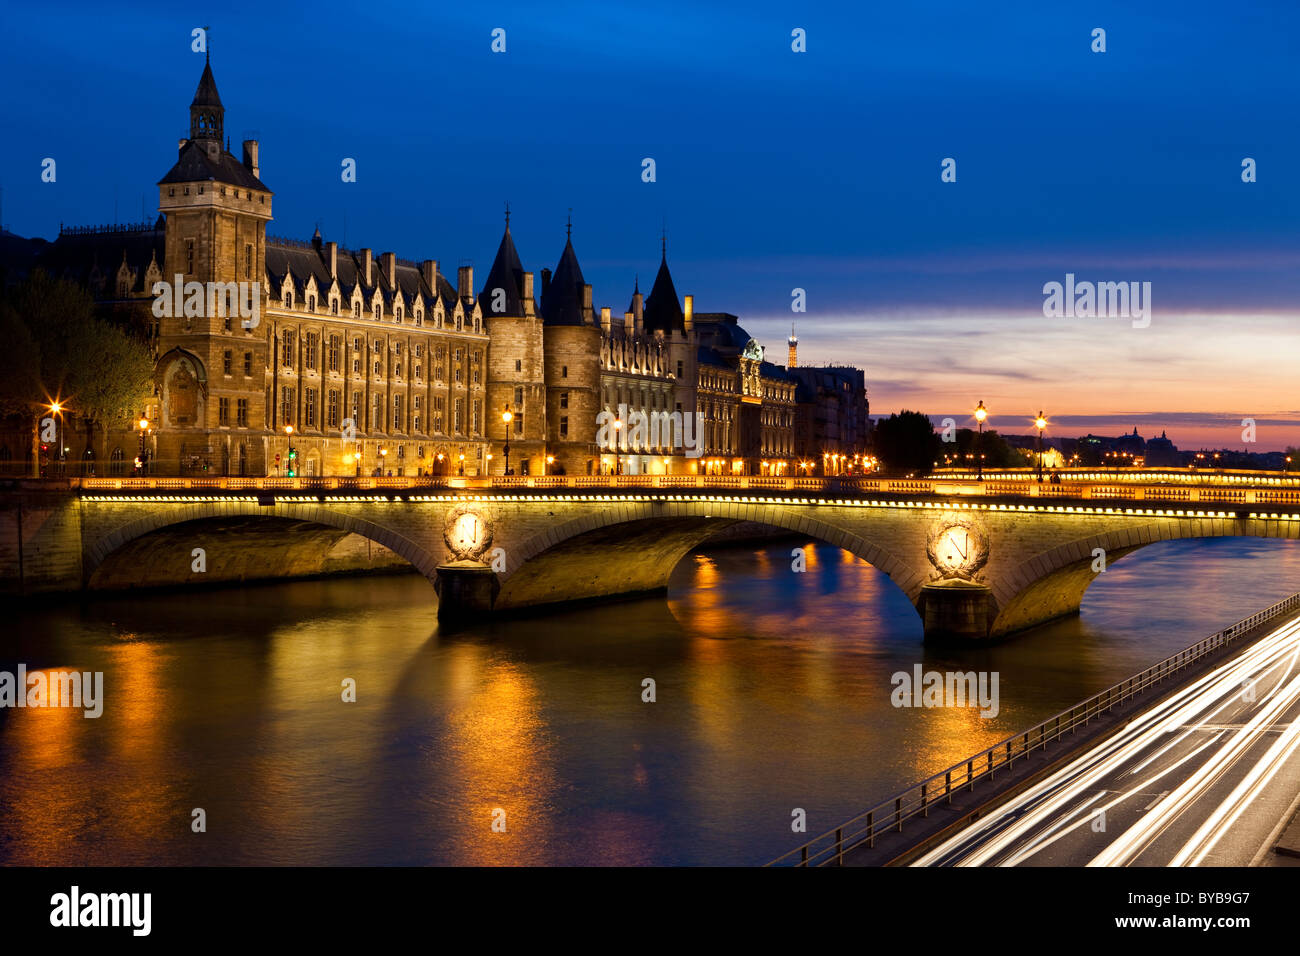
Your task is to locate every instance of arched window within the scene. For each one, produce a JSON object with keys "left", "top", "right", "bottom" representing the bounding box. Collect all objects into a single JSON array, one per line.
[{"left": 109, "top": 447, "right": 125, "bottom": 476}]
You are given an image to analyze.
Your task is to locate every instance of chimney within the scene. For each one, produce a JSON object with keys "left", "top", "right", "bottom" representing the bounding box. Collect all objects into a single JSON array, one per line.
[
  {"left": 458, "top": 265, "right": 473, "bottom": 300},
  {"left": 242, "top": 140, "right": 260, "bottom": 179},
  {"left": 325, "top": 242, "right": 337, "bottom": 279},
  {"left": 633, "top": 288, "right": 644, "bottom": 327},
  {"left": 421, "top": 259, "right": 438, "bottom": 292},
  {"left": 602, "top": 307, "right": 612, "bottom": 334},
  {"left": 522, "top": 272, "right": 534, "bottom": 314},
  {"left": 684, "top": 294, "right": 694, "bottom": 333},
  {"left": 582, "top": 283, "right": 593, "bottom": 321},
  {"left": 361, "top": 249, "right": 373, "bottom": 286},
  {"left": 381, "top": 252, "right": 396, "bottom": 288},
  {"left": 540, "top": 267, "right": 552, "bottom": 300}
]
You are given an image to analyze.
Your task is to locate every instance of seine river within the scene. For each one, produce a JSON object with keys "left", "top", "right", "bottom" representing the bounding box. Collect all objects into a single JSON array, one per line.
[{"left": 2, "top": 536, "right": 1298, "bottom": 866}]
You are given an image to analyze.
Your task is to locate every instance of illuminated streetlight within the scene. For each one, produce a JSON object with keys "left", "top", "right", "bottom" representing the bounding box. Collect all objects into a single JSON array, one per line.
[
  {"left": 1034, "top": 411, "right": 1048, "bottom": 482},
  {"left": 502, "top": 406, "right": 514, "bottom": 475},
  {"left": 974, "top": 400, "right": 987, "bottom": 480}
]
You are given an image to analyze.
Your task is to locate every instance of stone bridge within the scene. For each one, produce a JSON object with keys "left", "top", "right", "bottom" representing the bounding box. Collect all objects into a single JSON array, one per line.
[{"left": 2, "top": 473, "right": 1298, "bottom": 641}]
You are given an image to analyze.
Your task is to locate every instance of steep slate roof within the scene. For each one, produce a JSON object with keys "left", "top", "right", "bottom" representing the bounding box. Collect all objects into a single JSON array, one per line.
[
  {"left": 265, "top": 239, "right": 459, "bottom": 310},
  {"left": 35, "top": 222, "right": 166, "bottom": 296},
  {"left": 158, "top": 141, "right": 270, "bottom": 191},
  {"left": 540, "top": 236, "right": 587, "bottom": 326},
  {"left": 642, "top": 253, "right": 684, "bottom": 333},
  {"left": 478, "top": 225, "right": 529, "bottom": 317}
]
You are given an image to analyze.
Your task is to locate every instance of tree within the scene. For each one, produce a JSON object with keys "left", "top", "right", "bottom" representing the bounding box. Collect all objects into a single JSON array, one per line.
[
  {"left": 3, "top": 270, "right": 154, "bottom": 472},
  {"left": 946, "top": 427, "right": 1020, "bottom": 469},
  {"left": 873, "top": 410, "right": 943, "bottom": 476}
]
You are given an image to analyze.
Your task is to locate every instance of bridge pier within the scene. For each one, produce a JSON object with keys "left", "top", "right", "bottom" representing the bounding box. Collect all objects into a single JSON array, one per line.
[
  {"left": 920, "top": 582, "right": 994, "bottom": 642},
  {"left": 434, "top": 561, "right": 500, "bottom": 623}
]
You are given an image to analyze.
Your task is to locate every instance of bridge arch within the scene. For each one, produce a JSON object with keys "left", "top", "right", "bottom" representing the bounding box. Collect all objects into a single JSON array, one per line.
[
  {"left": 495, "top": 499, "right": 927, "bottom": 611},
  {"left": 82, "top": 501, "right": 439, "bottom": 589}
]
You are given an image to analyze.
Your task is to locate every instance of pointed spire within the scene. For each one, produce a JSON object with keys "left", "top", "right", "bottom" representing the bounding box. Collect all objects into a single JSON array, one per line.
[
  {"left": 479, "top": 211, "right": 526, "bottom": 317},
  {"left": 566, "top": 208, "right": 572, "bottom": 239},
  {"left": 504, "top": 199, "right": 510, "bottom": 229},
  {"left": 643, "top": 237, "right": 684, "bottom": 334}
]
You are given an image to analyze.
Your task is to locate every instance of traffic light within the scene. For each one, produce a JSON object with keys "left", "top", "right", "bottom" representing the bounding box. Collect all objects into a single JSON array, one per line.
[{"left": 287, "top": 446, "right": 297, "bottom": 477}]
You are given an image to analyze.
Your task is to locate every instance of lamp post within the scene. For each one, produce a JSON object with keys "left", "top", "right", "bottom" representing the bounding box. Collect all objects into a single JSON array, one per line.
[
  {"left": 379, "top": 446, "right": 388, "bottom": 476},
  {"left": 284, "top": 425, "right": 296, "bottom": 477},
  {"left": 612, "top": 419, "right": 623, "bottom": 474},
  {"left": 974, "top": 400, "right": 987, "bottom": 480},
  {"left": 137, "top": 417, "right": 149, "bottom": 475},
  {"left": 1034, "top": 411, "right": 1048, "bottom": 482},
  {"left": 458, "top": 453, "right": 465, "bottom": 476},
  {"left": 47, "top": 401, "right": 65, "bottom": 477},
  {"left": 502, "top": 406, "right": 513, "bottom": 476},
  {"left": 545, "top": 455, "right": 554, "bottom": 476}
]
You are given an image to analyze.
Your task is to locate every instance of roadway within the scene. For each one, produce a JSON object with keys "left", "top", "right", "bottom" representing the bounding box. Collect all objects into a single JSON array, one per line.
[{"left": 912, "top": 613, "right": 1300, "bottom": 866}]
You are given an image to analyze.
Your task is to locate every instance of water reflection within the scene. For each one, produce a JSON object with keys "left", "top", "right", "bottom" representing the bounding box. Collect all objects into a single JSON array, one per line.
[{"left": 0, "top": 535, "right": 1295, "bottom": 864}]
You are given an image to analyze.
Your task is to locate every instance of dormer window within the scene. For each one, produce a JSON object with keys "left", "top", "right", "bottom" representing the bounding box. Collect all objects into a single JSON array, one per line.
[
  {"left": 395, "top": 306, "right": 403, "bottom": 323},
  {"left": 284, "top": 292, "right": 293, "bottom": 309},
  {"left": 331, "top": 299, "right": 339, "bottom": 315},
  {"left": 374, "top": 306, "right": 381, "bottom": 321},
  {"left": 353, "top": 302, "right": 361, "bottom": 318},
  {"left": 308, "top": 295, "right": 316, "bottom": 312}
]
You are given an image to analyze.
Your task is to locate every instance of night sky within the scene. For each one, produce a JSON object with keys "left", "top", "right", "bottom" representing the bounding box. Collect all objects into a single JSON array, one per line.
[{"left": 2, "top": 0, "right": 1296, "bottom": 449}]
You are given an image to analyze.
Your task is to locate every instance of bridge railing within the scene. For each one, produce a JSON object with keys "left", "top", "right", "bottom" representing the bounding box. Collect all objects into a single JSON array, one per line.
[
  {"left": 61, "top": 473, "right": 1300, "bottom": 504},
  {"left": 767, "top": 589, "right": 1300, "bottom": 867}
]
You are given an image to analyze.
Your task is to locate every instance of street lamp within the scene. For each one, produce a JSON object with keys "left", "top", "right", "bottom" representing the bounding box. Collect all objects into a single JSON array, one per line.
[
  {"left": 545, "top": 455, "right": 555, "bottom": 476},
  {"left": 612, "top": 418, "right": 623, "bottom": 474},
  {"left": 46, "top": 401, "right": 65, "bottom": 477},
  {"left": 1034, "top": 411, "right": 1048, "bottom": 482},
  {"left": 137, "top": 416, "right": 149, "bottom": 475},
  {"left": 458, "top": 452, "right": 465, "bottom": 476},
  {"left": 284, "top": 424, "right": 296, "bottom": 477},
  {"left": 379, "top": 446, "right": 388, "bottom": 476},
  {"left": 502, "top": 406, "right": 514, "bottom": 476},
  {"left": 974, "top": 400, "right": 987, "bottom": 480}
]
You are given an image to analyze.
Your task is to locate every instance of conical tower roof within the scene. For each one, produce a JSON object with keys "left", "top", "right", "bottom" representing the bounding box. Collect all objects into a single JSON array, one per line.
[
  {"left": 541, "top": 235, "right": 587, "bottom": 326},
  {"left": 479, "top": 221, "right": 527, "bottom": 317},
  {"left": 643, "top": 251, "right": 684, "bottom": 333}
]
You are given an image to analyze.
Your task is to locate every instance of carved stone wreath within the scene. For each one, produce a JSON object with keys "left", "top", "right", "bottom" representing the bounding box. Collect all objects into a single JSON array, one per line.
[
  {"left": 925, "top": 515, "right": 990, "bottom": 582},
  {"left": 443, "top": 506, "right": 493, "bottom": 562}
]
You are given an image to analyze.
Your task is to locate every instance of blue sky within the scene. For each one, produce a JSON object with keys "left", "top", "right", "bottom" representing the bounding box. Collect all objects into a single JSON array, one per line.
[{"left": 2, "top": 0, "right": 1296, "bottom": 448}]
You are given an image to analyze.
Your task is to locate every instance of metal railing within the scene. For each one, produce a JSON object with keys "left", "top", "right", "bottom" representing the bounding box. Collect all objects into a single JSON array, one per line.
[{"left": 767, "top": 589, "right": 1300, "bottom": 867}]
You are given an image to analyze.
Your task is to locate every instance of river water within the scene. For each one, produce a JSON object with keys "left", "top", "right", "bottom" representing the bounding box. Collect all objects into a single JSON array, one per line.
[{"left": 2, "top": 536, "right": 1297, "bottom": 865}]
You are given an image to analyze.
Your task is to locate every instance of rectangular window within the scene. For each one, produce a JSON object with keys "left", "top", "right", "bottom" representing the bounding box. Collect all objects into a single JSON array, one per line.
[
  {"left": 350, "top": 393, "right": 361, "bottom": 430},
  {"left": 515, "top": 359, "right": 522, "bottom": 372},
  {"left": 305, "top": 388, "right": 317, "bottom": 428},
  {"left": 677, "top": 361, "right": 684, "bottom": 378},
  {"left": 471, "top": 400, "right": 481, "bottom": 435},
  {"left": 281, "top": 331, "right": 295, "bottom": 368},
  {"left": 327, "top": 390, "right": 339, "bottom": 428},
  {"left": 559, "top": 392, "right": 568, "bottom": 409},
  {"left": 218, "top": 397, "right": 230, "bottom": 425},
  {"left": 373, "top": 394, "right": 384, "bottom": 431},
  {"left": 393, "top": 395, "right": 403, "bottom": 431},
  {"left": 414, "top": 364, "right": 421, "bottom": 380},
  {"left": 434, "top": 396, "right": 444, "bottom": 433},
  {"left": 560, "top": 416, "right": 568, "bottom": 438},
  {"left": 306, "top": 334, "right": 318, "bottom": 370},
  {"left": 373, "top": 360, "right": 381, "bottom": 377},
  {"left": 243, "top": 351, "right": 252, "bottom": 375},
  {"left": 455, "top": 366, "right": 462, "bottom": 384},
  {"left": 223, "top": 350, "right": 232, "bottom": 375},
  {"left": 186, "top": 239, "right": 195, "bottom": 275},
  {"left": 514, "top": 386, "right": 523, "bottom": 407},
  {"left": 562, "top": 365, "right": 568, "bottom": 378},
  {"left": 280, "top": 386, "right": 294, "bottom": 426},
  {"left": 236, "top": 399, "right": 248, "bottom": 427},
  {"left": 245, "top": 243, "right": 252, "bottom": 279},
  {"left": 454, "top": 398, "right": 464, "bottom": 434},
  {"left": 328, "top": 335, "right": 340, "bottom": 372},
  {"left": 353, "top": 357, "right": 361, "bottom": 374}
]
